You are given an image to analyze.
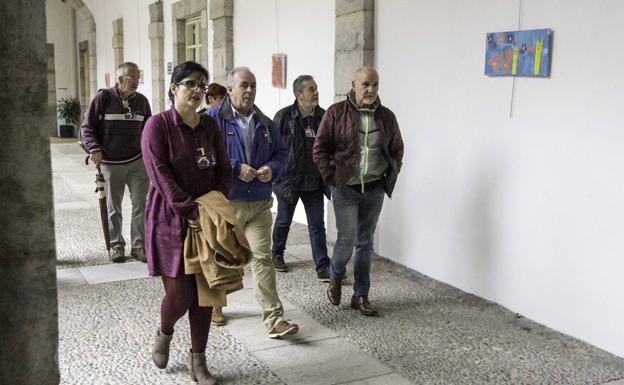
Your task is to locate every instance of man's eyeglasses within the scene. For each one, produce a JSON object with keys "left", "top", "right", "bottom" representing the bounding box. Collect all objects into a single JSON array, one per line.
[
  {"left": 124, "top": 75, "right": 140, "bottom": 81},
  {"left": 177, "top": 80, "right": 208, "bottom": 93}
]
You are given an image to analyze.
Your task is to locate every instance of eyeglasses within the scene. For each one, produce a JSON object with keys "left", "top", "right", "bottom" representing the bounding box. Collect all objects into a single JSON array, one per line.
[
  {"left": 124, "top": 75, "right": 140, "bottom": 81},
  {"left": 177, "top": 80, "right": 208, "bottom": 93}
]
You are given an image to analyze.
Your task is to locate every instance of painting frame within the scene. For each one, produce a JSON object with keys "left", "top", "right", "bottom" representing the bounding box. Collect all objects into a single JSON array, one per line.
[
  {"left": 272, "top": 53, "right": 287, "bottom": 89},
  {"left": 484, "top": 28, "right": 552, "bottom": 77}
]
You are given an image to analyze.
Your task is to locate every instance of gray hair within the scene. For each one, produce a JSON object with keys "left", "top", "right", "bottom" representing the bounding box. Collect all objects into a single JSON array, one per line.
[
  {"left": 226, "top": 66, "right": 253, "bottom": 87},
  {"left": 292, "top": 75, "right": 314, "bottom": 97},
  {"left": 116, "top": 62, "right": 139, "bottom": 79}
]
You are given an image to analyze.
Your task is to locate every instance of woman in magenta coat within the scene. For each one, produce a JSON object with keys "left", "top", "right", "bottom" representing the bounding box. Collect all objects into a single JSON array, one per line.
[{"left": 141, "top": 61, "right": 231, "bottom": 385}]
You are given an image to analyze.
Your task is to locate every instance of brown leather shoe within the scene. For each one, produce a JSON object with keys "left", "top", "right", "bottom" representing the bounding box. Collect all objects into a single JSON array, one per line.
[
  {"left": 327, "top": 279, "right": 341, "bottom": 305},
  {"left": 268, "top": 320, "right": 299, "bottom": 339},
  {"left": 350, "top": 296, "right": 378, "bottom": 316}
]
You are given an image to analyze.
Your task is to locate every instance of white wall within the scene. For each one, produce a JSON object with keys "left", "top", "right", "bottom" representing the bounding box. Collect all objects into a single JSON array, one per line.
[
  {"left": 82, "top": 0, "right": 154, "bottom": 105},
  {"left": 376, "top": 0, "right": 624, "bottom": 357},
  {"left": 233, "top": 0, "right": 335, "bottom": 118},
  {"left": 46, "top": 0, "right": 77, "bottom": 128},
  {"left": 233, "top": 0, "right": 335, "bottom": 223}
]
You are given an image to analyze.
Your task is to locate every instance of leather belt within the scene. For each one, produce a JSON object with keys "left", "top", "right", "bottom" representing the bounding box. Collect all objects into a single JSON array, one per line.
[{"left": 347, "top": 178, "right": 384, "bottom": 193}]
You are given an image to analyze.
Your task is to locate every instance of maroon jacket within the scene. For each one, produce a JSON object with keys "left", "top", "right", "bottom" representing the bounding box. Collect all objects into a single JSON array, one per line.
[
  {"left": 141, "top": 108, "right": 233, "bottom": 277},
  {"left": 81, "top": 86, "right": 152, "bottom": 164},
  {"left": 313, "top": 92, "right": 404, "bottom": 197}
]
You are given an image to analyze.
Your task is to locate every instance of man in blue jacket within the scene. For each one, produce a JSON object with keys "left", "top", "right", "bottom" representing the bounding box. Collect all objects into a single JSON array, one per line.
[{"left": 206, "top": 67, "right": 299, "bottom": 338}]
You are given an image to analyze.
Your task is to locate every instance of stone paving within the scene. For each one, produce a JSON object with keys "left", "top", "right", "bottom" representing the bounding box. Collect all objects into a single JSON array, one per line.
[
  {"left": 53, "top": 140, "right": 624, "bottom": 385},
  {"left": 58, "top": 278, "right": 284, "bottom": 385}
]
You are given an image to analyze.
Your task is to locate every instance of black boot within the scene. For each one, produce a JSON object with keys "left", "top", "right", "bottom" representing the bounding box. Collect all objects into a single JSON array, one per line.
[{"left": 272, "top": 254, "right": 289, "bottom": 272}]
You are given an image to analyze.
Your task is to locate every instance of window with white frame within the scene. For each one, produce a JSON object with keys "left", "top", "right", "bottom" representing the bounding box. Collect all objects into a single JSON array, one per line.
[{"left": 185, "top": 16, "right": 202, "bottom": 62}]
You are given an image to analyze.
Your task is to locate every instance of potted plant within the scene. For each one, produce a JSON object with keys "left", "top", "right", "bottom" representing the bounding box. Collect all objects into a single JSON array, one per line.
[{"left": 56, "top": 96, "right": 81, "bottom": 138}]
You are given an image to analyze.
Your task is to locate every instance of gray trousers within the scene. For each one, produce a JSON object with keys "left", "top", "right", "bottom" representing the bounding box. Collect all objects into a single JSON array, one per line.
[{"left": 100, "top": 159, "right": 149, "bottom": 250}]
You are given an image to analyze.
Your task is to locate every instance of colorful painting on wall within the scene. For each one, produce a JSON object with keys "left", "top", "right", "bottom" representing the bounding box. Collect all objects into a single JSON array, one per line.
[
  {"left": 272, "top": 53, "right": 287, "bottom": 88},
  {"left": 485, "top": 28, "right": 552, "bottom": 77}
]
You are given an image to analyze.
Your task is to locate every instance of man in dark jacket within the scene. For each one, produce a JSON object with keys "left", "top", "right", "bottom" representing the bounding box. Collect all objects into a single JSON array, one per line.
[
  {"left": 205, "top": 66, "right": 299, "bottom": 339},
  {"left": 313, "top": 67, "right": 404, "bottom": 316},
  {"left": 271, "top": 75, "right": 331, "bottom": 280},
  {"left": 81, "top": 62, "right": 152, "bottom": 263}
]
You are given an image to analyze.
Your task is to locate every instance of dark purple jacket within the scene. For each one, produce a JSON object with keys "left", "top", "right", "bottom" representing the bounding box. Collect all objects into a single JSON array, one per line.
[
  {"left": 81, "top": 86, "right": 152, "bottom": 164},
  {"left": 141, "top": 108, "right": 232, "bottom": 277}
]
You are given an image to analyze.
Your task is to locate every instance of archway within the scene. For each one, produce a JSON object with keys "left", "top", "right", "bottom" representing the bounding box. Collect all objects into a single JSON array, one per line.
[{"left": 63, "top": 0, "right": 98, "bottom": 102}]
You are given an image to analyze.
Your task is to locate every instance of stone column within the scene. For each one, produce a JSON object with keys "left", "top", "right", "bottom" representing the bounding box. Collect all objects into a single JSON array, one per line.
[
  {"left": 0, "top": 1, "right": 59, "bottom": 384},
  {"left": 47, "top": 43, "right": 58, "bottom": 137},
  {"left": 149, "top": 1, "right": 165, "bottom": 112},
  {"left": 334, "top": 0, "right": 374, "bottom": 101},
  {"left": 112, "top": 18, "right": 124, "bottom": 68},
  {"left": 326, "top": 0, "right": 375, "bottom": 243},
  {"left": 209, "top": 0, "right": 233, "bottom": 84}
]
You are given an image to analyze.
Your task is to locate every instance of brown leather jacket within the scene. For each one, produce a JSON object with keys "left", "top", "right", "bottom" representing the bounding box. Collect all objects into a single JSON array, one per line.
[{"left": 313, "top": 92, "right": 404, "bottom": 197}]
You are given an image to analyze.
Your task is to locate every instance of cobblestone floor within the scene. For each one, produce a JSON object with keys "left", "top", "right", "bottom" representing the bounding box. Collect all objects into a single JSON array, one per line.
[
  {"left": 58, "top": 279, "right": 284, "bottom": 385},
  {"left": 53, "top": 141, "right": 624, "bottom": 385}
]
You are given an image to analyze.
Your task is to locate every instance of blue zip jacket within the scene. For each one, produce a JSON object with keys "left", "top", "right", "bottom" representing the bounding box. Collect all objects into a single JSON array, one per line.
[{"left": 205, "top": 96, "right": 287, "bottom": 201}]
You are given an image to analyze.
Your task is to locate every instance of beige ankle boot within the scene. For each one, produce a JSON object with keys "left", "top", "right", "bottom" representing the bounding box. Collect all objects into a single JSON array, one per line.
[
  {"left": 187, "top": 351, "right": 218, "bottom": 385},
  {"left": 152, "top": 327, "right": 173, "bottom": 369}
]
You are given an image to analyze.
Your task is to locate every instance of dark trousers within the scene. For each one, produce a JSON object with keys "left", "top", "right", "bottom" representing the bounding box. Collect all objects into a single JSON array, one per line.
[
  {"left": 160, "top": 275, "right": 212, "bottom": 353},
  {"left": 272, "top": 190, "right": 330, "bottom": 273}
]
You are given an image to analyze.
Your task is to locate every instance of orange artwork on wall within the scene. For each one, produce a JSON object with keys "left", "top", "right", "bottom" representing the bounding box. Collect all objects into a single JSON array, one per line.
[{"left": 272, "top": 53, "right": 287, "bottom": 89}]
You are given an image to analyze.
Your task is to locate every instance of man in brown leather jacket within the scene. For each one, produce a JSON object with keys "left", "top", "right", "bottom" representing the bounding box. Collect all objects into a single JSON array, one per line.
[{"left": 313, "top": 67, "right": 404, "bottom": 316}]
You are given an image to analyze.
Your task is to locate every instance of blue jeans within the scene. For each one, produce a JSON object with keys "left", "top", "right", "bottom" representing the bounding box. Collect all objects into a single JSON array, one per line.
[
  {"left": 272, "top": 190, "right": 330, "bottom": 273},
  {"left": 330, "top": 185, "right": 385, "bottom": 297}
]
